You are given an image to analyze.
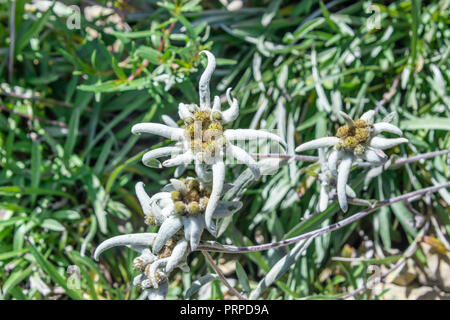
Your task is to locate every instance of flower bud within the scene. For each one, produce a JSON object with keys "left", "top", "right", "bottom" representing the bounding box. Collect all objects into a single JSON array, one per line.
[
  {"left": 344, "top": 136, "right": 358, "bottom": 149},
  {"left": 211, "top": 111, "right": 222, "bottom": 121},
  {"left": 355, "top": 128, "right": 369, "bottom": 143},
  {"left": 336, "top": 125, "right": 350, "bottom": 138},
  {"left": 187, "top": 201, "right": 201, "bottom": 215},
  {"left": 353, "top": 119, "right": 367, "bottom": 128},
  {"left": 171, "top": 190, "right": 182, "bottom": 201},
  {"left": 354, "top": 144, "right": 365, "bottom": 155},
  {"left": 174, "top": 201, "right": 186, "bottom": 215}
]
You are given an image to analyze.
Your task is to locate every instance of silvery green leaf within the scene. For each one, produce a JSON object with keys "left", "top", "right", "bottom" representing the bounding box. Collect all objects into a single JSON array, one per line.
[
  {"left": 131, "top": 123, "right": 184, "bottom": 140},
  {"left": 249, "top": 238, "right": 313, "bottom": 299},
  {"left": 184, "top": 274, "right": 219, "bottom": 299},
  {"left": 311, "top": 49, "right": 331, "bottom": 112},
  {"left": 94, "top": 233, "right": 157, "bottom": 260},
  {"left": 369, "top": 137, "right": 408, "bottom": 150}
]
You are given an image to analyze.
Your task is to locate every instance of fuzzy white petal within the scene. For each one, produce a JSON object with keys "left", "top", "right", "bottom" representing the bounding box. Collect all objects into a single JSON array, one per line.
[
  {"left": 360, "top": 110, "right": 375, "bottom": 123},
  {"left": 318, "top": 184, "right": 329, "bottom": 212},
  {"left": 94, "top": 233, "right": 157, "bottom": 261},
  {"left": 221, "top": 88, "right": 239, "bottom": 124},
  {"left": 149, "top": 203, "right": 167, "bottom": 225},
  {"left": 148, "top": 192, "right": 171, "bottom": 204},
  {"left": 369, "top": 137, "right": 408, "bottom": 150},
  {"left": 135, "top": 182, "right": 153, "bottom": 216},
  {"left": 337, "top": 155, "right": 353, "bottom": 212},
  {"left": 161, "top": 205, "right": 174, "bottom": 219},
  {"left": 212, "top": 96, "right": 221, "bottom": 112},
  {"left": 131, "top": 123, "right": 184, "bottom": 140},
  {"left": 295, "top": 137, "right": 340, "bottom": 152},
  {"left": 227, "top": 144, "right": 260, "bottom": 179},
  {"left": 133, "top": 274, "right": 146, "bottom": 287},
  {"left": 318, "top": 148, "right": 327, "bottom": 171},
  {"left": 170, "top": 178, "right": 188, "bottom": 194},
  {"left": 148, "top": 258, "right": 168, "bottom": 288},
  {"left": 372, "top": 122, "right": 403, "bottom": 136},
  {"left": 345, "top": 185, "right": 356, "bottom": 198},
  {"left": 174, "top": 164, "right": 187, "bottom": 178},
  {"left": 189, "top": 215, "right": 205, "bottom": 251},
  {"left": 339, "top": 111, "right": 354, "bottom": 126},
  {"left": 224, "top": 129, "right": 287, "bottom": 148},
  {"left": 194, "top": 162, "right": 213, "bottom": 183},
  {"left": 327, "top": 148, "right": 340, "bottom": 176},
  {"left": 204, "top": 160, "right": 225, "bottom": 235},
  {"left": 199, "top": 50, "right": 216, "bottom": 110},
  {"left": 362, "top": 147, "right": 388, "bottom": 164},
  {"left": 162, "top": 152, "right": 194, "bottom": 167},
  {"left": 142, "top": 147, "right": 181, "bottom": 168},
  {"left": 135, "top": 249, "right": 157, "bottom": 268},
  {"left": 165, "top": 239, "right": 188, "bottom": 273},
  {"left": 161, "top": 115, "right": 179, "bottom": 128},
  {"left": 152, "top": 216, "right": 183, "bottom": 254},
  {"left": 178, "top": 103, "right": 193, "bottom": 121}
]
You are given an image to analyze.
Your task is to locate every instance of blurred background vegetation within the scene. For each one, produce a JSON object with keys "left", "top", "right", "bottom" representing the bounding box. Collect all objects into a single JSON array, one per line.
[{"left": 0, "top": 0, "right": 449, "bottom": 300}]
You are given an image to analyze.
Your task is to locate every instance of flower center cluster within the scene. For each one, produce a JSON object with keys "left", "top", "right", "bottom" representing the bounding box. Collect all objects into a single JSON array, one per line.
[
  {"left": 132, "top": 237, "right": 179, "bottom": 286},
  {"left": 172, "top": 179, "right": 212, "bottom": 216},
  {"left": 336, "top": 119, "right": 370, "bottom": 155},
  {"left": 184, "top": 110, "right": 225, "bottom": 158},
  {"left": 157, "top": 237, "right": 178, "bottom": 258}
]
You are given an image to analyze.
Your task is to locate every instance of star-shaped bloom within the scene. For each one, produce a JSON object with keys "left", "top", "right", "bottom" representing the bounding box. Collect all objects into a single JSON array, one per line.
[
  {"left": 316, "top": 148, "right": 357, "bottom": 212},
  {"left": 131, "top": 50, "right": 286, "bottom": 234},
  {"left": 136, "top": 179, "right": 242, "bottom": 252},
  {"left": 295, "top": 110, "right": 408, "bottom": 212}
]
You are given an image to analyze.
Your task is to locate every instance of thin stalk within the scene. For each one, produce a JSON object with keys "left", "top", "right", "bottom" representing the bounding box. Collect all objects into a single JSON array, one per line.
[
  {"left": 202, "top": 251, "right": 246, "bottom": 300},
  {"left": 197, "top": 182, "right": 450, "bottom": 253},
  {"left": 251, "top": 149, "right": 450, "bottom": 167}
]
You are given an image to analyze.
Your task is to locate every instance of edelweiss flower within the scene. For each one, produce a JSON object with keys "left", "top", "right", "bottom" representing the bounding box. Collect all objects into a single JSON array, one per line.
[
  {"left": 316, "top": 148, "right": 357, "bottom": 212},
  {"left": 94, "top": 233, "right": 188, "bottom": 300},
  {"left": 136, "top": 179, "right": 242, "bottom": 251},
  {"left": 131, "top": 50, "right": 286, "bottom": 234},
  {"left": 296, "top": 110, "right": 407, "bottom": 212}
]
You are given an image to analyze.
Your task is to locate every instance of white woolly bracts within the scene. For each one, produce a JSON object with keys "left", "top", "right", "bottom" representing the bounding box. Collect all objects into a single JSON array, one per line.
[
  {"left": 137, "top": 179, "right": 243, "bottom": 252},
  {"left": 94, "top": 233, "right": 189, "bottom": 300},
  {"left": 93, "top": 178, "right": 242, "bottom": 299},
  {"left": 296, "top": 110, "right": 408, "bottom": 212},
  {"left": 130, "top": 50, "right": 285, "bottom": 235}
]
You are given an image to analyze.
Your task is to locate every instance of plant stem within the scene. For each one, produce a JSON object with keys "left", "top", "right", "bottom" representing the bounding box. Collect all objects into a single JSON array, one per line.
[
  {"left": 197, "top": 182, "right": 450, "bottom": 253},
  {"left": 251, "top": 149, "right": 450, "bottom": 167},
  {"left": 202, "top": 251, "right": 246, "bottom": 300}
]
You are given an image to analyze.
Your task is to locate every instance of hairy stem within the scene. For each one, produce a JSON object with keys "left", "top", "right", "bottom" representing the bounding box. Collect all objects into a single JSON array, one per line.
[
  {"left": 251, "top": 149, "right": 450, "bottom": 166},
  {"left": 198, "top": 182, "right": 450, "bottom": 253},
  {"left": 202, "top": 251, "right": 246, "bottom": 300}
]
